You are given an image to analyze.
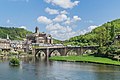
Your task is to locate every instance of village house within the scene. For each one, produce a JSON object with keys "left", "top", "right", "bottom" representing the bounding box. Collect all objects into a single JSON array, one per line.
[
  {"left": 0, "top": 38, "right": 10, "bottom": 51},
  {"left": 10, "top": 40, "right": 23, "bottom": 51}
]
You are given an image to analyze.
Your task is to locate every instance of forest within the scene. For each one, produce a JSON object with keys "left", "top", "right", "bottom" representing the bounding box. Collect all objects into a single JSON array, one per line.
[
  {"left": 63, "top": 19, "right": 120, "bottom": 47},
  {"left": 0, "top": 27, "right": 32, "bottom": 40}
]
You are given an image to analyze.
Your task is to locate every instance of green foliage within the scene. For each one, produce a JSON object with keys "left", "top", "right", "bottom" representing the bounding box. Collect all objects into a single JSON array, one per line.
[
  {"left": 97, "top": 47, "right": 107, "bottom": 55},
  {"left": 115, "top": 49, "right": 120, "bottom": 55},
  {"left": 9, "top": 51, "right": 18, "bottom": 55},
  {"left": 0, "top": 50, "right": 2, "bottom": 54},
  {"left": 96, "top": 46, "right": 117, "bottom": 58},
  {"left": 63, "top": 19, "right": 120, "bottom": 46},
  {"left": 9, "top": 58, "right": 20, "bottom": 66},
  {"left": 110, "top": 23, "right": 115, "bottom": 41},
  {"left": 0, "top": 27, "right": 32, "bottom": 40},
  {"left": 94, "top": 27, "right": 108, "bottom": 47},
  {"left": 53, "top": 39, "right": 63, "bottom": 44},
  {"left": 18, "top": 50, "right": 24, "bottom": 55},
  {"left": 106, "top": 46, "right": 116, "bottom": 54}
]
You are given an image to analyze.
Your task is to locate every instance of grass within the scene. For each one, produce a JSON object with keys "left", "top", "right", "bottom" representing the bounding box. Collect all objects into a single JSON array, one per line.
[{"left": 49, "top": 55, "right": 120, "bottom": 66}]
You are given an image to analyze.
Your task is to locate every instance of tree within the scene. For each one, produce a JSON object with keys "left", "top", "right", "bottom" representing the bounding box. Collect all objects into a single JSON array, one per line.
[
  {"left": 110, "top": 22, "right": 115, "bottom": 42},
  {"left": 104, "top": 23, "right": 111, "bottom": 46},
  {"left": 95, "top": 27, "right": 107, "bottom": 47}
]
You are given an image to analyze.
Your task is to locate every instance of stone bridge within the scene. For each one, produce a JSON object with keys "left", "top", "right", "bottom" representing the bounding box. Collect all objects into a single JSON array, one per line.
[{"left": 32, "top": 46, "right": 98, "bottom": 58}]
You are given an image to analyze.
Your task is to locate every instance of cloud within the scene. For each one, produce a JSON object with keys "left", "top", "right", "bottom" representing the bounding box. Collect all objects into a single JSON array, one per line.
[
  {"left": 84, "top": 20, "right": 94, "bottom": 23},
  {"left": 88, "top": 25, "right": 98, "bottom": 31},
  {"left": 37, "top": 12, "right": 81, "bottom": 40},
  {"left": 60, "top": 10, "right": 68, "bottom": 14},
  {"left": 46, "top": 23, "right": 80, "bottom": 40},
  {"left": 64, "top": 16, "right": 81, "bottom": 25},
  {"left": 19, "top": 26, "right": 27, "bottom": 29},
  {"left": 6, "top": 19, "right": 16, "bottom": 25},
  {"left": 37, "top": 16, "right": 52, "bottom": 24},
  {"left": 45, "top": 7, "right": 59, "bottom": 15},
  {"left": 36, "top": 1, "right": 81, "bottom": 40},
  {"left": 6, "top": 19, "right": 10, "bottom": 24},
  {"left": 45, "top": 7, "right": 68, "bottom": 15},
  {"left": 46, "top": 23, "right": 71, "bottom": 31},
  {"left": 80, "top": 25, "right": 98, "bottom": 35},
  {"left": 64, "top": 18, "right": 71, "bottom": 24},
  {"left": 73, "top": 16, "right": 81, "bottom": 21},
  {"left": 53, "top": 14, "right": 68, "bottom": 22},
  {"left": 45, "top": 0, "right": 80, "bottom": 9}
]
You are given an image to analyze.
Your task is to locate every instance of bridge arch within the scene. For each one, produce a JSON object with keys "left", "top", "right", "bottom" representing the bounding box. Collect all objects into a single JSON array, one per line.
[
  {"left": 49, "top": 49, "right": 61, "bottom": 57},
  {"left": 66, "top": 50, "right": 77, "bottom": 56},
  {"left": 36, "top": 50, "right": 46, "bottom": 58},
  {"left": 84, "top": 49, "right": 92, "bottom": 54}
]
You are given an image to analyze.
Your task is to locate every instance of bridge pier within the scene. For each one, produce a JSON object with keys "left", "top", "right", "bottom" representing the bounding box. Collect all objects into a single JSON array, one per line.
[
  {"left": 80, "top": 47, "right": 84, "bottom": 55},
  {"left": 58, "top": 48, "right": 66, "bottom": 56},
  {"left": 32, "top": 48, "right": 35, "bottom": 55},
  {"left": 46, "top": 48, "right": 49, "bottom": 59},
  {"left": 76, "top": 47, "right": 81, "bottom": 56},
  {"left": 64, "top": 48, "right": 66, "bottom": 56}
]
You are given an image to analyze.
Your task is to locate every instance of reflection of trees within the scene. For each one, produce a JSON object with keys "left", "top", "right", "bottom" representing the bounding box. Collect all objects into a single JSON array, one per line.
[
  {"left": 32, "top": 56, "right": 53, "bottom": 79},
  {"left": 0, "top": 57, "right": 9, "bottom": 62},
  {"left": 20, "top": 57, "right": 33, "bottom": 64},
  {"left": 91, "top": 64, "right": 119, "bottom": 80}
]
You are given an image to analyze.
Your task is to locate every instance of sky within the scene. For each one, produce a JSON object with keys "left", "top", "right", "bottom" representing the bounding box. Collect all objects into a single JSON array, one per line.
[{"left": 0, "top": 0, "right": 120, "bottom": 40}]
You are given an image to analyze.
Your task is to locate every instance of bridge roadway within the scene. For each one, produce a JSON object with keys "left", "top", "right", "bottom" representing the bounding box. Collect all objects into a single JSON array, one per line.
[{"left": 32, "top": 46, "right": 98, "bottom": 58}]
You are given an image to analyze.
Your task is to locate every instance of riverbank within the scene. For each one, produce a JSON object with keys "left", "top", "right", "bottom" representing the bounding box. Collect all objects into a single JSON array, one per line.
[{"left": 49, "top": 55, "right": 120, "bottom": 66}]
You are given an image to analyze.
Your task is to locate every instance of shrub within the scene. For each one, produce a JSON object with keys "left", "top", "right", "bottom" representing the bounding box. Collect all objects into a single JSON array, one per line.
[
  {"left": 9, "top": 51, "right": 18, "bottom": 55},
  {"left": 115, "top": 49, "right": 120, "bottom": 55},
  {"left": 106, "top": 46, "right": 117, "bottom": 55},
  {"left": 0, "top": 50, "right": 2, "bottom": 54},
  {"left": 9, "top": 58, "right": 20, "bottom": 66},
  {"left": 97, "top": 47, "right": 107, "bottom": 55}
]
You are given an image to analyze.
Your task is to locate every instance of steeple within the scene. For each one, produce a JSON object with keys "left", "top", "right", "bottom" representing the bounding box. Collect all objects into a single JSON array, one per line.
[
  {"left": 7, "top": 34, "right": 9, "bottom": 40},
  {"left": 35, "top": 26, "right": 39, "bottom": 33}
]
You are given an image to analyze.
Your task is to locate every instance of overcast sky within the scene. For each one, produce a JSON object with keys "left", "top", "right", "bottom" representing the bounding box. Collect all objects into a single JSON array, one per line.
[{"left": 0, "top": 0, "right": 120, "bottom": 40}]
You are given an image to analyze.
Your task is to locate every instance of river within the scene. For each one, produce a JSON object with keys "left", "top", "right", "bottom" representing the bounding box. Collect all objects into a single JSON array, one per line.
[{"left": 0, "top": 57, "right": 120, "bottom": 80}]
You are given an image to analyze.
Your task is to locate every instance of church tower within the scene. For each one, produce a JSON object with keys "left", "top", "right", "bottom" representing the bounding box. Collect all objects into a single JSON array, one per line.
[
  {"left": 35, "top": 26, "right": 39, "bottom": 33},
  {"left": 7, "top": 34, "right": 9, "bottom": 40}
]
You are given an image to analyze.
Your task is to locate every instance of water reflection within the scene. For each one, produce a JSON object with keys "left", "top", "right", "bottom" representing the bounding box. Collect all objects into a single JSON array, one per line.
[{"left": 0, "top": 57, "right": 120, "bottom": 80}]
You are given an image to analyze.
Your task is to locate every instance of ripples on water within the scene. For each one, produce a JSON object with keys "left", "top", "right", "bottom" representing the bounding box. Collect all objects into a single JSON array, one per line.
[{"left": 0, "top": 57, "right": 120, "bottom": 80}]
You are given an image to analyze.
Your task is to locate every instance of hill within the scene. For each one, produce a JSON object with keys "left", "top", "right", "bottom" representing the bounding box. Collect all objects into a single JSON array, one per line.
[
  {"left": 0, "top": 27, "right": 32, "bottom": 40},
  {"left": 53, "top": 38, "right": 63, "bottom": 44},
  {"left": 63, "top": 19, "right": 120, "bottom": 46}
]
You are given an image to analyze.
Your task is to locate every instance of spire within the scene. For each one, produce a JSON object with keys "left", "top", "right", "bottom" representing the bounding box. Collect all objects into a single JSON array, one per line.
[
  {"left": 35, "top": 26, "right": 39, "bottom": 33},
  {"left": 7, "top": 34, "right": 9, "bottom": 40}
]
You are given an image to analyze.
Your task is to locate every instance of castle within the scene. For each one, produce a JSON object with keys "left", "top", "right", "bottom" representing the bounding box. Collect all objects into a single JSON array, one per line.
[{"left": 26, "top": 27, "right": 53, "bottom": 44}]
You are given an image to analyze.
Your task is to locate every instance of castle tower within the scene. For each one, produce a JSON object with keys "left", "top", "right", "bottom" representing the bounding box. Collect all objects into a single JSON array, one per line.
[{"left": 35, "top": 26, "right": 39, "bottom": 33}]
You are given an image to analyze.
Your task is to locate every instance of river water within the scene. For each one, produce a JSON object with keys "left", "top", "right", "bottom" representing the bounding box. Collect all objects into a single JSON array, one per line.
[{"left": 0, "top": 57, "right": 120, "bottom": 80}]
